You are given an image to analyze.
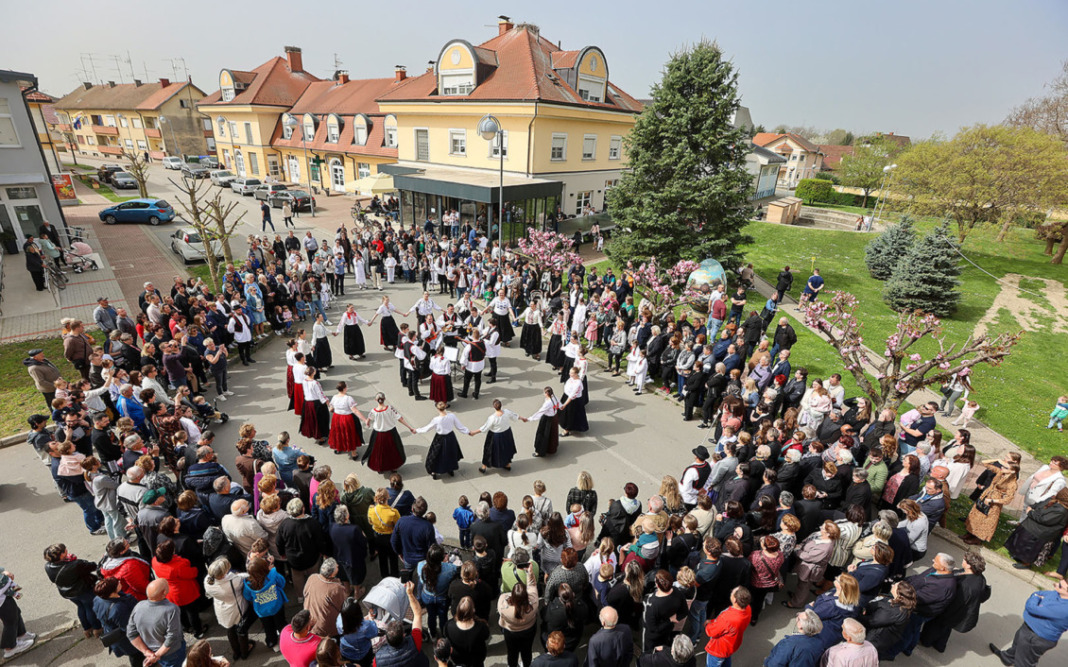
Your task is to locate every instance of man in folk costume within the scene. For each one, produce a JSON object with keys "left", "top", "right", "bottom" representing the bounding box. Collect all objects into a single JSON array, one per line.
[
  {"left": 458, "top": 330, "right": 487, "bottom": 400},
  {"left": 679, "top": 446, "right": 714, "bottom": 511},
  {"left": 402, "top": 331, "right": 428, "bottom": 401},
  {"left": 394, "top": 323, "right": 411, "bottom": 388},
  {"left": 485, "top": 317, "right": 502, "bottom": 384},
  {"left": 438, "top": 304, "right": 461, "bottom": 349}
]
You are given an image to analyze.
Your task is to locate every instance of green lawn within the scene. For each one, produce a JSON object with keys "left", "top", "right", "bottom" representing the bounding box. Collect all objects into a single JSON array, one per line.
[
  {"left": 805, "top": 202, "right": 875, "bottom": 216},
  {"left": 742, "top": 219, "right": 1066, "bottom": 460},
  {"left": 1, "top": 337, "right": 79, "bottom": 435}
]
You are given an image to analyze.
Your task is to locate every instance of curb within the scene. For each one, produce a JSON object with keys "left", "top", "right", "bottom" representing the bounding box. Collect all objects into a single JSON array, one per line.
[
  {"left": 932, "top": 525, "right": 1048, "bottom": 589},
  {"left": 0, "top": 620, "right": 78, "bottom": 665},
  {"left": 1, "top": 431, "right": 31, "bottom": 449}
]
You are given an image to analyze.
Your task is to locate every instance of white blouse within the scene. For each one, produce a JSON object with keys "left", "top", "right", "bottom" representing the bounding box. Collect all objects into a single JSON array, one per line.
[
  {"left": 564, "top": 377, "right": 584, "bottom": 401},
  {"left": 337, "top": 311, "right": 369, "bottom": 332},
  {"left": 522, "top": 308, "right": 542, "bottom": 327},
  {"left": 430, "top": 356, "right": 451, "bottom": 376},
  {"left": 285, "top": 349, "right": 298, "bottom": 366},
  {"left": 416, "top": 413, "right": 470, "bottom": 436},
  {"left": 330, "top": 394, "right": 357, "bottom": 415},
  {"left": 297, "top": 338, "right": 313, "bottom": 356},
  {"left": 574, "top": 357, "right": 589, "bottom": 379},
  {"left": 303, "top": 379, "right": 326, "bottom": 403},
  {"left": 376, "top": 303, "right": 397, "bottom": 317},
  {"left": 370, "top": 405, "right": 400, "bottom": 432},
  {"left": 489, "top": 297, "right": 512, "bottom": 316},
  {"left": 529, "top": 396, "right": 561, "bottom": 420},
  {"left": 562, "top": 341, "right": 580, "bottom": 360},
  {"left": 479, "top": 410, "right": 519, "bottom": 433},
  {"left": 549, "top": 319, "right": 568, "bottom": 336},
  {"left": 313, "top": 322, "right": 328, "bottom": 340},
  {"left": 292, "top": 363, "right": 307, "bottom": 385}
]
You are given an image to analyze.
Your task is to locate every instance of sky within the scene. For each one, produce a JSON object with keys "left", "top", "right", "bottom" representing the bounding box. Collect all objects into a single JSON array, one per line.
[{"left": 3, "top": 0, "right": 1066, "bottom": 139}]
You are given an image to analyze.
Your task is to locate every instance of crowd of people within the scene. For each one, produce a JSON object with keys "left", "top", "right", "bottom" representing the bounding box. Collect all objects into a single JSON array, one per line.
[{"left": 6, "top": 215, "right": 1068, "bottom": 667}]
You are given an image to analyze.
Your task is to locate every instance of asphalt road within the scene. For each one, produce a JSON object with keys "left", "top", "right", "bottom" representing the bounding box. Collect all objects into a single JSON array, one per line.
[{"left": 3, "top": 224, "right": 1062, "bottom": 666}]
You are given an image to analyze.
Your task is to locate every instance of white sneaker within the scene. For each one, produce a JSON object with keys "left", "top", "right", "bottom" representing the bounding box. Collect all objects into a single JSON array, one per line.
[
  {"left": 4, "top": 638, "right": 33, "bottom": 658},
  {"left": 216, "top": 395, "right": 227, "bottom": 401},
  {"left": 17, "top": 633, "right": 36, "bottom": 643},
  {"left": 224, "top": 391, "right": 235, "bottom": 396}
]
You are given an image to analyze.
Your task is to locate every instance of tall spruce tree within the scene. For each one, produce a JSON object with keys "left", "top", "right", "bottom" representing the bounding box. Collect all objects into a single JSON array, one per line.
[
  {"left": 864, "top": 215, "right": 916, "bottom": 280},
  {"left": 883, "top": 221, "right": 962, "bottom": 316},
  {"left": 605, "top": 41, "right": 753, "bottom": 268}
]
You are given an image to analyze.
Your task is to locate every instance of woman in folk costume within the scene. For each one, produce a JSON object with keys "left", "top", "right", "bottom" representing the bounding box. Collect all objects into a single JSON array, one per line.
[
  {"left": 559, "top": 367, "right": 589, "bottom": 436},
  {"left": 546, "top": 310, "right": 569, "bottom": 371},
  {"left": 291, "top": 352, "right": 308, "bottom": 417},
  {"left": 428, "top": 347, "right": 454, "bottom": 406},
  {"left": 416, "top": 402, "right": 470, "bottom": 480},
  {"left": 295, "top": 328, "right": 313, "bottom": 369},
  {"left": 526, "top": 386, "right": 561, "bottom": 457},
  {"left": 328, "top": 381, "right": 369, "bottom": 459},
  {"left": 519, "top": 298, "right": 544, "bottom": 361},
  {"left": 299, "top": 365, "right": 330, "bottom": 444},
  {"left": 368, "top": 294, "right": 402, "bottom": 351},
  {"left": 353, "top": 250, "right": 368, "bottom": 290},
  {"left": 333, "top": 304, "right": 369, "bottom": 360},
  {"left": 285, "top": 339, "right": 299, "bottom": 409},
  {"left": 470, "top": 399, "right": 520, "bottom": 473},
  {"left": 559, "top": 332, "right": 581, "bottom": 383},
  {"left": 574, "top": 345, "right": 590, "bottom": 406},
  {"left": 483, "top": 288, "right": 517, "bottom": 345},
  {"left": 571, "top": 294, "right": 588, "bottom": 337},
  {"left": 361, "top": 392, "right": 416, "bottom": 474},
  {"left": 311, "top": 313, "right": 332, "bottom": 372}
]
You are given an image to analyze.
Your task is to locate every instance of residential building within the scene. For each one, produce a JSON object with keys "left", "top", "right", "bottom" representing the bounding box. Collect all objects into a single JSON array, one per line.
[
  {"left": 818, "top": 144, "right": 855, "bottom": 172},
  {"left": 752, "top": 132, "right": 824, "bottom": 188},
  {"left": 54, "top": 78, "right": 211, "bottom": 161},
  {"left": 745, "top": 144, "right": 786, "bottom": 199},
  {"left": 272, "top": 71, "right": 401, "bottom": 194},
  {"left": 376, "top": 16, "right": 642, "bottom": 243},
  {"left": 21, "top": 88, "right": 62, "bottom": 170},
  {"left": 198, "top": 47, "right": 319, "bottom": 181},
  {"left": 871, "top": 131, "right": 910, "bottom": 148},
  {"left": 0, "top": 70, "right": 67, "bottom": 252}
]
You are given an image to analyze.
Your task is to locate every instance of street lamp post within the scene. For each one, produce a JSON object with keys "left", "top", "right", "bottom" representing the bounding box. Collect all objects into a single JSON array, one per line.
[
  {"left": 285, "top": 116, "right": 315, "bottom": 217},
  {"left": 870, "top": 163, "right": 898, "bottom": 231},
  {"left": 478, "top": 114, "right": 504, "bottom": 250},
  {"left": 158, "top": 115, "right": 181, "bottom": 159}
]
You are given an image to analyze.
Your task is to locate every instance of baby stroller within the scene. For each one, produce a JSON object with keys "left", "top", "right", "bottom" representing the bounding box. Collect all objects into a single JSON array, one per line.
[{"left": 62, "top": 240, "right": 100, "bottom": 273}]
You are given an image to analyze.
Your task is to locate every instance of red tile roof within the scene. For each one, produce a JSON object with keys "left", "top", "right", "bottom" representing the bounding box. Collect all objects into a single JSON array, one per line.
[
  {"left": 55, "top": 80, "right": 202, "bottom": 111},
  {"left": 135, "top": 81, "right": 197, "bottom": 110},
  {"left": 818, "top": 144, "right": 855, "bottom": 170},
  {"left": 271, "top": 78, "right": 400, "bottom": 158},
  {"left": 753, "top": 132, "right": 821, "bottom": 154},
  {"left": 41, "top": 104, "right": 59, "bottom": 126},
  {"left": 377, "top": 26, "right": 642, "bottom": 113},
  {"left": 21, "top": 87, "right": 54, "bottom": 103},
  {"left": 198, "top": 56, "right": 320, "bottom": 108}
]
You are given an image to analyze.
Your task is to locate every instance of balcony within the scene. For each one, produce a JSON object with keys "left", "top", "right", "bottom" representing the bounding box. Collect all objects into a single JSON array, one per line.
[
  {"left": 92, "top": 125, "right": 118, "bottom": 136},
  {"left": 98, "top": 145, "right": 123, "bottom": 156},
  {"left": 145, "top": 128, "right": 161, "bottom": 138},
  {"left": 56, "top": 123, "right": 71, "bottom": 132}
]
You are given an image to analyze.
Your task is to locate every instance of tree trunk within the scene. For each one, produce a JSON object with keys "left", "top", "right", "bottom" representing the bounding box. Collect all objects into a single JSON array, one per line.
[
  {"left": 1053, "top": 235, "right": 1068, "bottom": 265},
  {"left": 995, "top": 217, "right": 1013, "bottom": 242},
  {"left": 138, "top": 180, "right": 148, "bottom": 198},
  {"left": 861, "top": 190, "right": 869, "bottom": 208},
  {"left": 1045, "top": 237, "right": 1056, "bottom": 255}
]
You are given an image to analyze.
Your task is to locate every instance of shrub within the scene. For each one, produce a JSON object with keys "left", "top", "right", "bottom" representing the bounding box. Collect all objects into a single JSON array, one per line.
[
  {"left": 865, "top": 216, "right": 916, "bottom": 280},
  {"left": 795, "top": 178, "right": 835, "bottom": 204},
  {"left": 883, "top": 221, "right": 962, "bottom": 316}
]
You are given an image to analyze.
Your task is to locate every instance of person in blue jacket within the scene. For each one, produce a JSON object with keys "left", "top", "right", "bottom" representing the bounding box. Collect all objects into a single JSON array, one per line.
[
  {"left": 92, "top": 577, "right": 140, "bottom": 667},
  {"left": 764, "top": 609, "right": 825, "bottom": 667},
  {"left": 336, "top": 596, "right": 379, "bottom": 665},
  {"left": 807, "top": 574, "right": 861, "bottom": 651},
  {"left": 242, "top": 557, "right": 288, "bottom": 651},
  {"left": 990, "top": 577, "right": 1068, "bottom": 667}
]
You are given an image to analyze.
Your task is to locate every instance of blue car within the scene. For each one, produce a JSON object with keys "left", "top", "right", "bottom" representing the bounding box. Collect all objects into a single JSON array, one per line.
[{"left": 98, "top": 198, "right": 175, "bottom": 226}]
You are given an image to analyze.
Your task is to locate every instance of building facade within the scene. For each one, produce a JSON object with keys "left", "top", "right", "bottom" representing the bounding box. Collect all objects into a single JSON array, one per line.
[
  {"left": 54, "top": 78, "right": 211, "bottom": 160},
  {"left": 197, "top": 47, "right": 319, "bottom": 181},
  {"left": 272, "top": 71, "right": 401, "bottom": 194},
  {"left": 376, "top": 17, "right": 642, "bottom": 242},
  {"left": 752, "top": 132, "right": 825, "bottom": 188},
  {"left": 745, "top": 144, "right": 786, "bottom": 199},
  {"left": 0, "top": 70, "right": 67, "bottom": 253}
]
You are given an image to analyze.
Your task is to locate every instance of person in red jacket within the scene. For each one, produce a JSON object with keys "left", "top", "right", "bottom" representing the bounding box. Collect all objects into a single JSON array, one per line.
[
  {"left": 99, "top": 538, "right": 152, "bottom": 601},
  {"left": 704, "top": 586, "right": 752, "bottom": 667},
  {"left": 151, "top": 539, "right": 207, "bottom": 638}
]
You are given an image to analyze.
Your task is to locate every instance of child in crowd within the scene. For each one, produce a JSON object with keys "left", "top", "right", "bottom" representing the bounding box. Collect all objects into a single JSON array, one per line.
[
  {"left": 282, "top": 306, "right": 294, "bottom": 333},
  {"left": 952, "top": 400, "right": 980, "bottom": 428},
  {"left": 424, "top": 511, "right": 444, "bottom": 545},
  {"left": 452, "top": 495, "right": 475, "bottom": 549},
  {"left": 564, "top": 503, "right": 585, "bottom": 529},
  {"left": 1048, "top": 396, "right": 1068, "bottom": 433},
  {"left": 385, "top": 254, "right": 397, "bottom": 284},
  {"left": 715, "top": 425, "right": 738, "bottom": 456},
  {"left": 295, "top": 296, "right": 309, "bottom": 322}
]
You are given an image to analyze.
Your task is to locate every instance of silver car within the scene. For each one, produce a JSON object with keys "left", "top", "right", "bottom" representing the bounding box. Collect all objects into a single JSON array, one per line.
[
  {"left": 170, "top": 227, "right": 224, "bottom": 264},
  {"left": 210, "top": 170, "right": 237, "bottom": 187},
  {"left": 111, "top": 171, "right": 138, "bottom": 189},
  {"left": 230, "top": 178, "right": 262, "bottom": 195}
]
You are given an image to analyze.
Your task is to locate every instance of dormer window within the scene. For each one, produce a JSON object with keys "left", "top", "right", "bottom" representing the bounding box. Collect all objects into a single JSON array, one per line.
[
  {"left": 438, "top": 42, "right": 477, "bottom": 95},
  {"left": 327, "top": 114, "right": 341, "bottom": 143},
  {"left": 575, "top": 47, "right": 608, "bottom": 104},
  {"left": 219, "top": 70, "right": 236, "bottom": 102},
  {"left": 281, "top": 113, "right": 294, "bottom": 140},
  {"left": 302, "top": 114, "right": 316, "bottom": 142},
  {"left": 352, "top": 115, "right": 369, "bottom": 146},
  {"left": 577, "top": 76, "right": 604, "bottom": 103},
  {"left": 441, "top": 74, "right": 475, "bottom": 95},
  {"left": 222, "top": 86, "right": 235, "bottom": 102},
  {"left": 384, "top": 115, "right": 398, "bottom": 148}
]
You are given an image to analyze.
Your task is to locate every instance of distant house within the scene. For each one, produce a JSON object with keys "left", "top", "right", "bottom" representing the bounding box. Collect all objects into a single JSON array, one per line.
[
  {"left": 752, "top": 132, "right": 824, "bottom": 188},
  {"left": 818, "top": 144, "right": 855, "bottom": 172},
  {"left": 871, "top": 131, "right": 910, "bottom": 148},
  {"left": 745, "top": 144, "right": 786, "bottom": 199}
]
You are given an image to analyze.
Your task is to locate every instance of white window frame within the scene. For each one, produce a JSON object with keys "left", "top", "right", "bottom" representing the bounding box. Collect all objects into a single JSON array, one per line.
[
  {"left": 0, "top": 98, "right": 19, "bottom": 147},
  {"left": 228, "top": 122, "right": 238, "bottom": 140},
  {"left": 441, "top": 72, "right": 475, "bottom": 96},
  {"left": 132, "top": 117, "right": 143, "bottom": 129},
  {"left": 104, "top": 115, "right": 116, "bottom": 127},
  {"left": 136, "top": 140, "right": 147, "bottom": 150},
  {"left": 206, "top": 138, "right": 216, "bottom": 151},
  {"left": 86, "top": 135, "right": 95, "bottom": 146},
  {"left": 302, "top": 115, "right": 315, "bottom": 142},
  {"left": 119, "top": 116, "right": 128, "bottom": 128},
  {"left": 384, "top": 116, "right": 398, "bottom": 148},
  {"left": 222, "top": 149, "right": 231, "bottom": 169},
  {"left": 202, "top": 118, "right": 212, "bottom": 131},
  {"left": 267, "top": 155, "right": 281, "bottom": 178},
  {"left": 244, "top": 122, "right": 253, "bottom": 144},
  {"left": 582, "top": 134, "right": 597, "bottom": 161},
  {"left": 357, "top": 162, "right": 371, "bottom": 179},
  {"left": 550, "top": 133, "right": 567, "bottom": 161},
  {"left": 216, "top": 119, "right": 226, "bottom": 137},
  {"left": 288, "top": 155, "right": 301, "bottom": 182},
  {"left": 327, "top": 116, "right": 340, "bottom": 143},
  {"left": 124, "top": 138, "right": 134, "bottom": 149},
  {"left": 608, "top": 136, "right": 621, "bottom": 160},
  {"left": 248, "top": 152, "right": 259, "bottom": 175},
  {"left": 490, "top": 130, "right": 508, "bottom": 159},
  {"left": 221, "top": 87, "right": 235, "bottom": 102},
  {"left": 353, "top": 117, "right": 368, "bottom": 146},
  {"left": 575, "top": 190, "right": 592, "bottom": 215},
  {"left": 449, "top": 129, "right": 466, "bottom": 156},
  {"left": 414, "top": 128, "right": 430, "bottom": 162},
  {"left": 281, "top": 114, "right": 294, "bottom": 140},
  {"left": 577, "top": 76, "right": 605, "bottom": 103}
]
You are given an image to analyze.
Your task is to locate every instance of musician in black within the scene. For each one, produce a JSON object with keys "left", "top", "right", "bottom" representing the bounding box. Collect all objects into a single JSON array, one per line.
[
  {"left": 485, "top": 318, "right": 502, "bottom": 384},
  {"left": 438, "top": 304, "right": 461, "bottom": 349},
  {"left": 458, "top": 330, "right": 487, "bottom": 400},
  {"left": 401, "top": 330, "right": 428, "bottom": 400}
]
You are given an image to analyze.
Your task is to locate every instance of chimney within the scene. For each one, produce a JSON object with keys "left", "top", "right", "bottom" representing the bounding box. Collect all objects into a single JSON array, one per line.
[
  {"left": 888, "top": 131, "right": 894, "bottom": 136},
  {"left": 285, "top": 46, "right": 303, "bottom": 73},
  {"left": 107, "top": 81, "right": 116, "bottom": 88},
  {"left": 82, "top": 82, "right": 93, "bottom": 90},
  {"left": 394, "top": 66, "right": 407, "bottom": 82},
  {"left": 498, "top": 15, "right": 513, "bottom": 35},
  {"left": 336, "top": 71, "right": 349, "bottom": 85},
  {"left": 133, "top": 79, "right": 143, "bottom": 87},
  {"left": 159, "top": 77, "right": 170, "bottom": 88},
  {"left": 426, "top": 60, "right": 435, "bottom": 74}
]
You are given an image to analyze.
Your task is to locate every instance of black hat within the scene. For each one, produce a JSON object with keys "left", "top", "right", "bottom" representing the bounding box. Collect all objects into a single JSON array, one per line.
[
  {"left": 692, "top": 445, "right": 711, "bottom": 461},
  {"left": 27, "top": 348, "right": 44, "bottom": 357},
  {"left": 27, "top": 414, "right": 48, "bottom": 428}
]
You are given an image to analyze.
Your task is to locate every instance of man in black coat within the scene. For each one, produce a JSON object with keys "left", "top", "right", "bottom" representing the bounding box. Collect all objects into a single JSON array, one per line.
[
  {"left": 805, "top": 464, "right": 843, "bottom": 509},
  {"left": 842, "top": 469, "right": 873, "bottom": 512},
  {"left": 469, "top": 502, "right": 507, "bottom": 566},
  {"left": 90, "top": 413, "right": 122, "bottom": 468},
  {"left": 795, "top": 485, "right": 825, "bottom": 539},
  {"left": 771, "top": 317, "right": 797, "bottom": 356},
  {"left": 682, "top": 361, "right": 707, "bottom": 421},
  {"left": 892, "top": 553, "right": 960, "bottom": 658},
  {"left": 276, "top": 499, "right": 329, "bottom": 593},
  {"left": 777, "top": 451, "right": 805, "bottom": 498},
  {"left": 586, "top": 607, "right": 633, "bottom": 666},
  {"left": 920, "top": 551, "right": 989, "bottom": 652},
  {"left": 774, "top": 266, "right": 794, "bottom": 302},
  {"left": 698, "top": 364, "right": 727, "bottom": 429}
]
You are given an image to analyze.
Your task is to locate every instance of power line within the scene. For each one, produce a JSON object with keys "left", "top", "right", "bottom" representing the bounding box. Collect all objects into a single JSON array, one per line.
[{"left": 938, "top": 233, "right": 1051, "bottom": 300}]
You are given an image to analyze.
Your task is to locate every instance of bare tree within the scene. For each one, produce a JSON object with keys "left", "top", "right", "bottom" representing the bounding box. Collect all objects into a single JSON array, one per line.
[
  {"left": 1007, "top": 60, "right": 1068, "bottom": 142},
  {"left": 167, "top": 175, "right": 246, "bottom": 287},
  {"left": 119, "top": 147, "right": 151, "bottom": 197}
]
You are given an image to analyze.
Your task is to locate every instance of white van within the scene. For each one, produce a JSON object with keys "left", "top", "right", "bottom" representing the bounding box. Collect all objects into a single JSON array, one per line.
[{"left": 162, "top": 156, "right": 183, "bottom": 170}]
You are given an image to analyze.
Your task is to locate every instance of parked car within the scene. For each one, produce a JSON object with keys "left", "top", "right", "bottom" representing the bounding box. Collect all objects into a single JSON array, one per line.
[
  {"left": 162, "top": 156, "right": 184, "bottom": 170},
  {"left": 98, "top": 164, "right": 124, "bottom": 183},
  {"left": 98, "top": 199, "right": 175, "bottom": 225},
  {"left": 110, "top": 171, "right": 138, "bottom": 189},
  {"left": 253, "top": 183, "right": 288, "bottom": 201},
  {"left": 170, "top": 227, "right": 224, "bottom": 264},
  {"left": 268, "top": 189, "right": 315, "bottom": 212},
  {"left": 230, "top": 178, "right": 262, "bottom": 195},
  {"left": 181, "top": 163, "right": 211, "bottom": 179},
  {"left": 200, "top": 157, "right": 220, "bottom": 169},
  {"left": 209, "top": 170, "right": 237, "bottom": 187}
]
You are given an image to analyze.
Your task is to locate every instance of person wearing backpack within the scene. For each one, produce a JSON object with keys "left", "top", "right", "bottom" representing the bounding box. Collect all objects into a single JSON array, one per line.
[{"left": 43, "top": 543, "right": 102, "bottom": 639}]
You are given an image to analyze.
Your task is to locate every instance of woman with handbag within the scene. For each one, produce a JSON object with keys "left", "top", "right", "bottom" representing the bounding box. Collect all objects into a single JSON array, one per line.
[
  {"left": 91, "top": 577, "right": 141, "bottom": 667},
  {"left": 783, "top": 521, "right": 839, "bottom": 609},
  {"left": 748, "top": 535, "right": 785, "bottom": 625},
  {"left": 204, "top": 557, "right": 255, "bottom": 660},
  {"left": 963, "top": 456, "right": 1020, "bottom": 545},
  {"left": 42, "top": 543, "right": 102, "bottom": 639}
]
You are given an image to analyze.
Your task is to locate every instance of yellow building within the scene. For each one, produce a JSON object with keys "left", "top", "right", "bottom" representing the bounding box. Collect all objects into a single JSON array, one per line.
[
  {"left": 376, "top": 17, "right": 642, "bottom": 242},
  {"left": 197, "top": 47, "right": 318, "bottom": 181},
  {"left": 271, "top": 70, "right": 403, "bottom": 195},
  {"left": 20, "top": 88, "right": 62, "bottom": 169},
  {"left": 54, "top": 78, "right": 211, "bottom": 161}
]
